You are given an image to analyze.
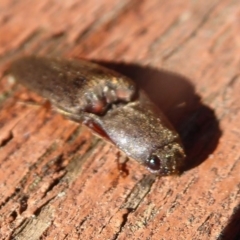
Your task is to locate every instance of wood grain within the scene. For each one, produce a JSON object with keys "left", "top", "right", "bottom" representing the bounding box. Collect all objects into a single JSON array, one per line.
[{"left": 0, "top": 0, "right": 239, "bottom": 239}]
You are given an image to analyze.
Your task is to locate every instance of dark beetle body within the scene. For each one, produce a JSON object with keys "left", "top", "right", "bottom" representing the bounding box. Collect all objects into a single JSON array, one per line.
[{"left": 10, "top": 56, "right": 185, "bottom": 176}]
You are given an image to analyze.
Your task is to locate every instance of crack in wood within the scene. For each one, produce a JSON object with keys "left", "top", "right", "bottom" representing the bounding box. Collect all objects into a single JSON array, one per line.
[
  {"left": 112, "top": 208, "right": 133, "bottom": 240},
  {"left": 0, "top": 130, "right": 13, "bottom": 147},
  {"left": 19, "top": 195, "right": 29, "bottom": 214},
  {"left": 0, "top": 186, "right": 21, "bottom": 210},
  {"left": 10, "top": 198, "right": 55, "bottom": 240},
  {"left": 99, "top": 175, "right": 156, "bottom": 239}
]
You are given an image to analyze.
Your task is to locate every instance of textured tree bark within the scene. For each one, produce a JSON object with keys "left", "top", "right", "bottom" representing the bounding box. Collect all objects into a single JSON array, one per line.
[{"left": 0, "top": 0, "right": 239, "bottom": 239}]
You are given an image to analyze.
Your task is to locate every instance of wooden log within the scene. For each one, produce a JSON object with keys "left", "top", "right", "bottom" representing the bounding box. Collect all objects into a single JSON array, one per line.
[{"left": 0, "top": 0, "right": 239, "bottom": 239}]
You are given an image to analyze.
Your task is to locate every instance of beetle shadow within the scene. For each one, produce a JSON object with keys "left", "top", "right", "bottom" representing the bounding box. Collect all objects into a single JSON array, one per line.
[
  {"left": 218, "top": 203, "right": 240, "bottom": 240},
  {"left": 93, "top": 60, "right": 222, "bottom": 172}
]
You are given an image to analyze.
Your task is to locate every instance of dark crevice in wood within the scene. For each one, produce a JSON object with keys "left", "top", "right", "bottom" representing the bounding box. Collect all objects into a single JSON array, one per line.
[
  {"left": 116, "top": 154, "right": 129, "bottom": 178},
  {"left": 19, "top": 195, "right": 29, "bottom": 214},
  {"left": 112, "top": 175, "right": 156, "bottom": 238},
  {"left": 98, "top": 175, "right": 156, "bottom": 236},
  {"left": 78, "top": 216, "right": 88, "bottom": 229},
  {"left": 32, "top": 196, "right": 55, "bottom": 217},
  {"left": 10, "top": 198, "right": 55, "bottom": 239},
  {"left": 41, "top": 153, "right": 65, "bottom": 175},
  {"left": 41, "top": 172, "right": 67, "bottom": 199},
  {"left": 0, "top": 130, "right": 13, "bottom": 147},
  {"left": 196, "top": 213, "right": 214, "bottom": 237},
  {"left": 9, "top": 210, "right": 18, "bottom": 222},
  {"left": 122, "top": 175, "right": 156, "bottom": 209},
  {"left": 65, "top": 139, "right": 88, "bottom": 157},
  {"left": 27, "top": 142, "right": 59, "bottom": 172},
  {"left": 65, "top": 126, "right": 83, "bottom": 143},
  {"left": 63, "top": 139, "right": 103, "bottom": 185},
  {"left": 112, "top": 208, "right": 133, "bottom": 240},
  {"left": 10, "top": 218, "right": 29, "bottom": 240},
  {"left": 0, "top": 187, "right": 21, "bottom": 210}
]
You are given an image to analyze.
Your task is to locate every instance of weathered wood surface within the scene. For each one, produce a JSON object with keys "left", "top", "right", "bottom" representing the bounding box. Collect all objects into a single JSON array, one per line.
[{"left": 0, "top": 0, "right": 239, "bottom": 239}]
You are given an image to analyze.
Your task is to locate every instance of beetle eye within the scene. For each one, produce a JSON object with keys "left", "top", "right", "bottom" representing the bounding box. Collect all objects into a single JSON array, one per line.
[{"left": 145, "top": 155, "right": 161, "bottom": 171}]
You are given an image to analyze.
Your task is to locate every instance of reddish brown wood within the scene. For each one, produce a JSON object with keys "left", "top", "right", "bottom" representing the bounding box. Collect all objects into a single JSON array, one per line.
[{"left": 0, "top": 0, "right": 240, "bottom": 239}]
